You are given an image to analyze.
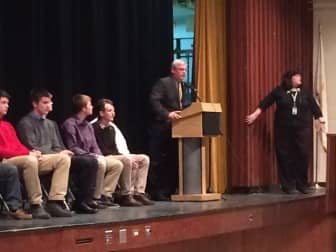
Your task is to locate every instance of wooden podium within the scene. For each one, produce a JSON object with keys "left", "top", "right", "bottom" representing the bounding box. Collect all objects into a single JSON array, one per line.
[{"left": 171, "top": 102, "right": 222, "bottom": 201}]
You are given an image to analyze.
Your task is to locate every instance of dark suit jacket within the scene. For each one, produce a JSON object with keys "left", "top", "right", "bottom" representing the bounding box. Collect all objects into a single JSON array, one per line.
[{"left": 150, "top": 76, "right": 183, "bottom": 125}]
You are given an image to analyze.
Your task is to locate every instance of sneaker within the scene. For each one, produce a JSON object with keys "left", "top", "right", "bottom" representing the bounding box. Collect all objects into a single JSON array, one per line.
[
  {"left": 46, "top": 201, "right": 72, "bottom": 217},
  {"left": 133, "top": 193, "right": 154, "bottom": 205},
  {"left": 8, "top": 209, "right": 32, "bottom": 220},
  {"left": 31, "top": 204, "right": 51, "bottom": 219},
  {"left": 117, "top": 195, "right": 143, "bottom": 207}
]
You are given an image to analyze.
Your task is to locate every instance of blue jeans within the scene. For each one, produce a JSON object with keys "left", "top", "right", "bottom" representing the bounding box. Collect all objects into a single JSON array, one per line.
[{"left": 0, "top": 163, "right": 23, "bottom": 210}]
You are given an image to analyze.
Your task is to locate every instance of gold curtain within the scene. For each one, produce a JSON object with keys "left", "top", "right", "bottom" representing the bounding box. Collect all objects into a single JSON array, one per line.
[{"left": 194, "top": 0, "right": 227, "bottom": 192}]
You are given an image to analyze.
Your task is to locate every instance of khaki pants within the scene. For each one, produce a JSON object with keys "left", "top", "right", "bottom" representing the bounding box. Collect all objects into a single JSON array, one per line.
[
  {"left": 4, "top": 154, "right": 71, "bottom": 205},
  {"left": 95, "top": 155, "right": 123, "bottom": 199},
  {"left": 109, "top": 154, "right": 149, "bottom": 195}
]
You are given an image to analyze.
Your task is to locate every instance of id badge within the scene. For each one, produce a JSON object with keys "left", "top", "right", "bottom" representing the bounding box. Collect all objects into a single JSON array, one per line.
[{"left": 292, "top": 106, "right": 297, "bottom": 115}]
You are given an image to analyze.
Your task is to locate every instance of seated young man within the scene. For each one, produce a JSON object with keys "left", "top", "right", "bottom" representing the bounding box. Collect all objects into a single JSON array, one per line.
[
  {"left": 0, "top": 89, "right": 71, "bottom": 219},
  {"left": 92, "top": 98, "right": 153, "bottom": 206},
  {"left": 0, "top": 163, "right": 32, "bottom": 220},
  {"left": 61, "top": 94, "right": 123, "bottom": 207},
  {"left": 16, "top": 89, "right": 99, "bottom": 214}
]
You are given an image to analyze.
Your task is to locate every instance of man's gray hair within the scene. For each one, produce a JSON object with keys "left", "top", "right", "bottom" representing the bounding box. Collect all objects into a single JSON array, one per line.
[{"left": 171, "top": 59, "right": 187, "bottom": 68}]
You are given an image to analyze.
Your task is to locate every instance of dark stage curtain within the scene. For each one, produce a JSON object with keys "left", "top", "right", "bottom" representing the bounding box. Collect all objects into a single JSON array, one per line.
[{"left": 0, "top": 0, "right": 173, "bottom": 152}]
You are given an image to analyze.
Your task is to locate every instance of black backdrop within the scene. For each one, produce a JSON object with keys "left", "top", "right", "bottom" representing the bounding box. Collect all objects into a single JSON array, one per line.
[{"left": 0, "top": 0, "right": 173, "bottom": 153}]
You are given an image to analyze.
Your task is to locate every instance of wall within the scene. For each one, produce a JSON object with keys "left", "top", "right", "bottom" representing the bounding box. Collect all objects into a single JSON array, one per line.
[
  {"left": 311, "top": 0, "right": 336, "bottom": 182},
  {"left": 313, "top": 0, "right": 336, "bottom": 134}
]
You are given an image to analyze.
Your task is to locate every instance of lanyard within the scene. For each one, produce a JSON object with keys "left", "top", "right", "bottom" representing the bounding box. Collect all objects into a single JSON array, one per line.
[
  {"left": 290, "top": 91, "right": 299, "bottom": 115},
  {"left": 290, "top": 91, "right": 298, "bottom": 105}
]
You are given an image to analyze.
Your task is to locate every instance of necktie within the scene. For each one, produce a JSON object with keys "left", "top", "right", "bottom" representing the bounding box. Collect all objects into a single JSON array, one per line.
[{"left": 178, "top": 82, "right": 183, "bottom": 109}]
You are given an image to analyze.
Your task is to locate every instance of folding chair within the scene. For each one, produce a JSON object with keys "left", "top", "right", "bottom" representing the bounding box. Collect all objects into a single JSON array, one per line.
[
  {"left": 0, "top": 193, "right": 10, "bottom": 213},
  {"left": 39, "top": 174, "right": 74, "bottom": 211}
]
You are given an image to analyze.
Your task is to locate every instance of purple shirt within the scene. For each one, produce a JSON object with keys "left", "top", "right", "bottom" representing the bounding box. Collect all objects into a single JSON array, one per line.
[{"left": 61, "top": 115, "right": 102, "bottom": 156}]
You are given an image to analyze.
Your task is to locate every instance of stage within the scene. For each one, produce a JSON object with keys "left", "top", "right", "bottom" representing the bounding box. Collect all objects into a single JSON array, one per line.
[{"left": 0, "top": 188, "right": 333, "bottom": 252}]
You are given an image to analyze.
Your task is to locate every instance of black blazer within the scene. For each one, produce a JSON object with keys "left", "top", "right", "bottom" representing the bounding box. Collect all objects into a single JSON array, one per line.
[
  {"left": 258, "top": 86, "right": 323, "bottom": 128},
  {"left": 150, "top": 76, "right": 183, "bottom": 124}
]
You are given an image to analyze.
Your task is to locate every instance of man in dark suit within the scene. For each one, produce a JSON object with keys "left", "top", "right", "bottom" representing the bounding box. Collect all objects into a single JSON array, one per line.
[{"left": 148, "top": 59, "right": 187, "bottom": 201}]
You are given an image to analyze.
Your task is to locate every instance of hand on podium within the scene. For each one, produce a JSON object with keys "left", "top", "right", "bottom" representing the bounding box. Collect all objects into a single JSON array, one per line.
[{"left": 168, "top": 111, "right": 182, "bottom": 121}]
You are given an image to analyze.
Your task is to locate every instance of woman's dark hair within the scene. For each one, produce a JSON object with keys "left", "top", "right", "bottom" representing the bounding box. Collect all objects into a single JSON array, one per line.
[{"left": 280, "top": 70, "right": 301, "bottom": 90}]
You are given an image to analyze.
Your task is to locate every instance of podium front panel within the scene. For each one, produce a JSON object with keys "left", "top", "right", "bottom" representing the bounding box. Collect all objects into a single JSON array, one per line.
[
  {"left": 202, "top": 112, "right": 221, "bottom": 136},
  {"left": 182, "top": 138, "right": 202, "bottom": 194}
]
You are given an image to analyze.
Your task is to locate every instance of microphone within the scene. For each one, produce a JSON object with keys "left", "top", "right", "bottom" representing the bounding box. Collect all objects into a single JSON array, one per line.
[{"left": 193, "top": 87, "right": 202, "bottom": 102}]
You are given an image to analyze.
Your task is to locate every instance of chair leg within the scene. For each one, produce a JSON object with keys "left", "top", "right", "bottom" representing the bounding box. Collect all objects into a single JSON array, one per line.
[
  {"left": 63, "top": 200, "right": 70, "bottom": 211},
  {"left": 40, "top": 183, "right": 49, "bottom": 204},
  {"left": 65, "top": 186, "right": 76, "bottom": 211},
  {"left": 0, "top": 193, "right": 10, "bottom": 213}
]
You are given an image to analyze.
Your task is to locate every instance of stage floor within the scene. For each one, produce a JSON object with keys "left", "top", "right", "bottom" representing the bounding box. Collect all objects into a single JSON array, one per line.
[{"left": 0, "top": 188, "right": 326, "bottom": 234}]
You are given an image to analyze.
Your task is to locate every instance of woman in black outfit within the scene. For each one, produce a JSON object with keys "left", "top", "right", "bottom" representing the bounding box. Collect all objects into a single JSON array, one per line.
[{"left": 246, "top": 71, "right": 325, "bottom": 194}]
